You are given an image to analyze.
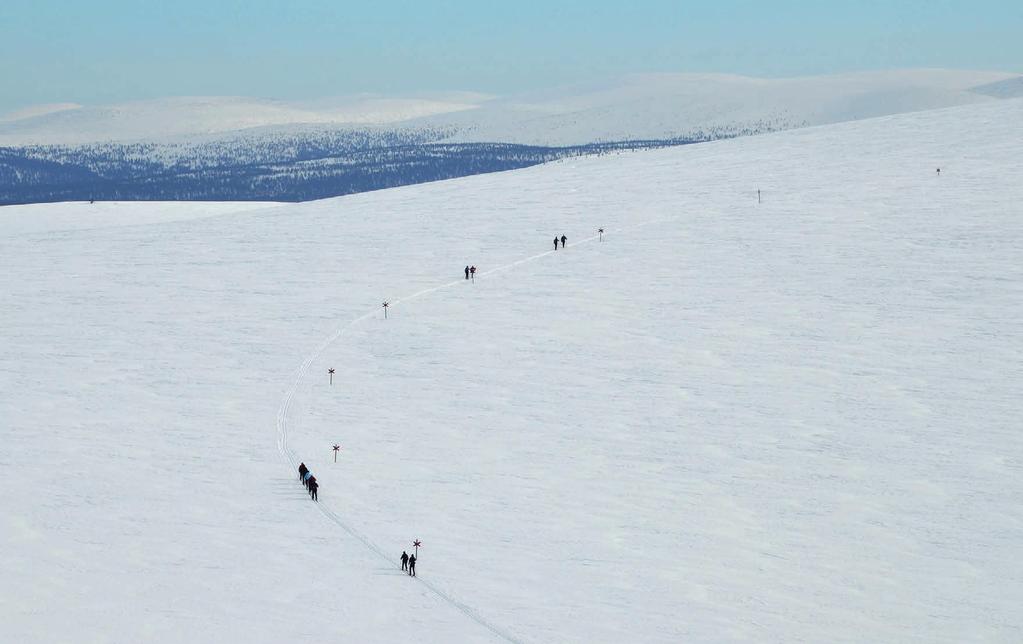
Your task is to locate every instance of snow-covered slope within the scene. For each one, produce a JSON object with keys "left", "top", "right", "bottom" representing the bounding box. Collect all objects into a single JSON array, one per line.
[
  {"left": 0, "top": 200, "right": 280, "bottom": 235},
  {"left": 0, "top": 94, "right": 486, "bottom": 146},
  {"left": 428, "top": 69, "right": 1018, "bottom": 145},
  {"left": 0, "top": 70, "right": 1016, "bottom": 147},
  {"left": 2, "top": 98, "right": 1022, "bottom": 643},
  {"left": 0, "top": 103, "right": 82, "bottom": 123},
  {"left": 971, "top": 75, "right": 1023, "bottom": 98}
]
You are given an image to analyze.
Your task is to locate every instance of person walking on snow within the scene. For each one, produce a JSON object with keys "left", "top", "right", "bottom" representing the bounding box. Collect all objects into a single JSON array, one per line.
[
  {"left": 464, "top": 265, "right": 470, "bottom": 280},
  {"left": 408, "top": 554, "right": 416, "bottom": 576},
  {"left": 554, "top": 237, "right": 559, "bottom": 250},
  {"left": 561, "top": 234, "right": 567, "bottom": 248},
  {"left": 401, "top": 551, "right": 409, "bottom": 571},
  {"left": 309, "top": 480, "right": 318, "bottom": 501},
  {"left": 298, "top": 462, "right": 307, "bottom": 480},
  {"left": 469, "top": 265, "right": 476, "bottom": 280}
]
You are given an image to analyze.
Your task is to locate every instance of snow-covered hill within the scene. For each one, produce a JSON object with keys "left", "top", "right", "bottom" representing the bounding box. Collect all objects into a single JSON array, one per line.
[
  {"left": 0, "top": 94, "right": 486, "bottom": 146},
  {"left": 428, "top": 69, "right": 1019, "bottom": 145},
  {"left": 5, "top": 70, "right": 1020, "bottom": 207},
  {"left": 0, "top": 69, "right": 1016, "bottom": 147},
  {"left": 2, "top": 98, "right": 1022, "bottom": 643}
]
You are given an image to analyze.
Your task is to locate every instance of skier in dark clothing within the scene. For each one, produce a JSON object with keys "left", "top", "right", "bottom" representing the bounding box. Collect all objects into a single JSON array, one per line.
[
  {"left": 554, "top": 237, "right": 559, "bottom": 250},
  {"left": 561, "top": 234, "right": 567, "bottom": 248},
  {"left": 401, "top": 551, "right": 409, "bottom": 571},
  {"left": 408, "top": 554, "right": 416, "bottom": 576},
  {"left": 464, "top": 266, "right": 470, "bottom": 280}
]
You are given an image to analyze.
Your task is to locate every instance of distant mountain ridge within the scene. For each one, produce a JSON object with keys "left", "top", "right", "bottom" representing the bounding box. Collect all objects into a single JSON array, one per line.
[
  {"left": 422, "top": 69, "right": 1019, "bottom": 145},
  {"left": 1, "top": 69, "right": 1014, "bottom": 147},
  {"left": 1, "top": 69, "right": 1019, "bottom": 205},
  {"left": 0, "top": 94, "right": 487, "bottom": 147}
]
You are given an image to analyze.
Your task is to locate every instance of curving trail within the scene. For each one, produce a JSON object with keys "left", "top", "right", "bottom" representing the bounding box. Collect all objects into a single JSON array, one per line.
[{"left": 275, "top": 221, "right": 663, "bottom": 642}]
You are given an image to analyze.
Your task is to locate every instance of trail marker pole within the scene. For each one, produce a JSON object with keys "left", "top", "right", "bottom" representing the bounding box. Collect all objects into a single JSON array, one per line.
[
  {"left": 333, "top": 444, "right": 341, "bottom": 462},
  {"left": 758, "top": 189, "right": 761, "bottom": 204},
  {"left": 413, "top": 539, "right": 421, "bottom": 559},
  {"left": 383, "top": 301, "right": 389, "bottom": 319},
  {"left": 598, "top": 227, "right": 604, "bottom": 242},
  {"left": 328, "top": 368, "right": 335, "bottom": 385}
]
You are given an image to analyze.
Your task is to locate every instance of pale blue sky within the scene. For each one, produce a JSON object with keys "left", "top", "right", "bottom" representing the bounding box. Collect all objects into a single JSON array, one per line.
[{"left": 1, "top": 0, "right": 1020, "bottom": 112}]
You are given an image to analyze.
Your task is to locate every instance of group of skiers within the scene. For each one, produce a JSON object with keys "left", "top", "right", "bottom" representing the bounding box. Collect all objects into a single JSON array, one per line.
[
  {"left": 400, "top": 550, "right": 417, "bottom": 576},
  {"left": 305, "top": 231, "right": 586, "bottom": 578},
  {"left": 297, "top": 462, "right": 318, "bottom": 501},
  {"left": 462, "top": 235, "right": 570, "bottom": 280},
  {"left": 297, "top": 460, "right": 425, "bottom": 578}
]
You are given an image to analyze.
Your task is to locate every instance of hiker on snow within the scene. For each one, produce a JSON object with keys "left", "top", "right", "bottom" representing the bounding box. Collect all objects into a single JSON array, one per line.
[
  {"left": 561, "top": 234, "right": 567, "bottom": 247},
  {"left": 408, "top": 554, "right": 416, "bottom": 576},
  {"left": 470, "top": 265, "right": 476, "bottom": 279},
  {"left": 298, "top": 462, "right": 307, "bottom": 480},
  {"left": 401, "top": 551, "right": 409, "bottom": 571},
  {"left": 308, "top": 477, "right": 318, "bottom": 501},
  {"left": 464, "top": 266, "right": 470, "bottom": 280},
  {"left": 554, "top": 237, "right": 559, "bottom": 250}
]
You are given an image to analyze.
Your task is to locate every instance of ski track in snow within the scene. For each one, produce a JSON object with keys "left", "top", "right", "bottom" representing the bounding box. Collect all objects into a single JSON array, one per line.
[
  {"left": 6, "top": 98, "right": 1023, "bottom": 643},
  {"left": 274, "top": 222, "right": 661, "bottom": 643}
]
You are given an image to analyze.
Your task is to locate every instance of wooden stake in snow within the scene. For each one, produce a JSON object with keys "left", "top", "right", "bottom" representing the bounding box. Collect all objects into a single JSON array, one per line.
[
  {"left": 328, "top": 368, "right": 335, "bottom": 385},
  {"left": 333, "top": 444, "right": 341, "bottom": 463},
  {"left": 598, "top": 227, "right": 604, "bottom": 242},
  {"left": 383, "top": 301, "right": 389, "bottom": 319},
  {"left": 413, "top": 539, "right": 421, "bottom": 559},
  {"left": 758, "top": 189, "right": 761, "bottom": 204}
]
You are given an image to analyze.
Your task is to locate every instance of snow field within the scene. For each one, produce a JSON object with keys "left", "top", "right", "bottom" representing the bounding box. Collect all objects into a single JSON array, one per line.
[{"left": 2, "top": 97, "right": 1023, "bottom": 643}]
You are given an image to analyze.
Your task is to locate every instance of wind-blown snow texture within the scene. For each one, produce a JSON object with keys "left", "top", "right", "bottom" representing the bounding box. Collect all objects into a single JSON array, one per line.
[{"left": 2, "top": 98, "right": 1022, "bottom": 643}]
